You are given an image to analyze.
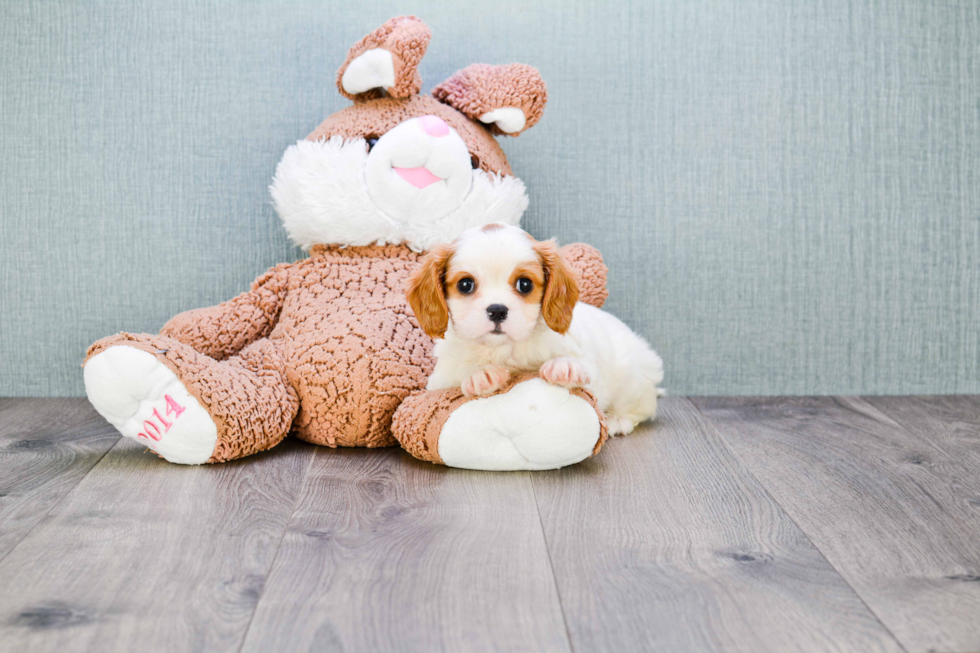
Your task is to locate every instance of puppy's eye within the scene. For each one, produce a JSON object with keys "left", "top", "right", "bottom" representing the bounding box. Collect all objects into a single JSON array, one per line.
[
  {"left": 516, "top": 277, "right": 534, "bottom": 294},
  {"left": 457, "top": 278, "right": 475, "bottom": 294},
  {"left": 366, "top": 137, "right": 379, "bottom": 152},
  {"left": 471, "top": 155, "right": 480, "bottom": 170}
]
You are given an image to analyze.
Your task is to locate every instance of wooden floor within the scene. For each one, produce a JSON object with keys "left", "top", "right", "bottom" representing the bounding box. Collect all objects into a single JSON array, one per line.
[{"left": 0, "top": 397, "right": 977, "bottom": 653}]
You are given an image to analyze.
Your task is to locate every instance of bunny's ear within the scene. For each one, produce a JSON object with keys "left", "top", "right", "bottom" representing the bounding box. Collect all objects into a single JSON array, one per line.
[
  {"left": 432, "top": 64, "right": 547, "bottom": 136},
  {"left": 336, "top": 16, "right": 431, "bottom": 101}
]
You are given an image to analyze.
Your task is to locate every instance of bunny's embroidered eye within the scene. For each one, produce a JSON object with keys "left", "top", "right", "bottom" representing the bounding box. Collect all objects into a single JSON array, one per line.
[
  {"left": 366, "top": 137, "right": 379, "bottom": 152},
  {"left": 471, "top": 155, "right": 480, "bottom": 170},
  {"left": 516, "top": 277, "right": 533, "bottom": 294},
  {"left": 457, "top": 278, "right": 475, "bottom": 294}
]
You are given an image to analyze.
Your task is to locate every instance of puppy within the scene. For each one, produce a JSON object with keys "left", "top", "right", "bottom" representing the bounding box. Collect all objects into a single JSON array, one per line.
[{"left": 406, "top": 223, "right": 664, "bottom": 435}]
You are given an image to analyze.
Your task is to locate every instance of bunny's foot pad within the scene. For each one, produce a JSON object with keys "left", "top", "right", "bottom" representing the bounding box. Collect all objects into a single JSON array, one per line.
[
  {"left": 84, "top": 346, "right": 218, "bottom": 464},
  {"left": 393, "top": 373, "right": 608, "bottom": 471}
]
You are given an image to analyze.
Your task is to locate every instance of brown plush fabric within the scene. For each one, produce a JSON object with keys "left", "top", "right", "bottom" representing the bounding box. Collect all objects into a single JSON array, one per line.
[
  {"left": 559, "top": 243, "right": 608, "bottom": 308},
  {"left": 307, "top": 95, "right": 513, "bottom": 177},
  {"left": 432, "top": 64, "right": 548, "bottom": 136},
  {"left": 391, "top": 372, "right": 609, "bottom": 465},
  {"left": 86, "top": 244, "right": 609, "bottom": 463},
  {"left": 283, "top": 245, "right": 434, "bottom": 448},
  {"left": 336, "top": 16, "right": 431, "bottom": 101}
]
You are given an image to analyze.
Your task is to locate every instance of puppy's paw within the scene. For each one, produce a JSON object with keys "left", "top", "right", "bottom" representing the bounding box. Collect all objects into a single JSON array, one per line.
[
  {"left": 539, "top": 357, "right": 590, "bottom": 389},
  {"left": 606, "top": 416, "right": 637, "bottom": 436},
  {"left": 462, "top": 365, "right": 511, "bottom": 397}
]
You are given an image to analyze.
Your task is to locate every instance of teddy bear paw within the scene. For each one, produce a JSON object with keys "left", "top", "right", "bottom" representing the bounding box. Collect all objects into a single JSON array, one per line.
[{"left": 84, "top": 346, "right": 217, "bottom": 464}]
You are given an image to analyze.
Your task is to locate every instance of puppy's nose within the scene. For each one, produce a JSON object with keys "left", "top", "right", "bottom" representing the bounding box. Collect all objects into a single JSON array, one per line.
[{"left": 486, "top": 304, "right": 508, "bottom": 323}]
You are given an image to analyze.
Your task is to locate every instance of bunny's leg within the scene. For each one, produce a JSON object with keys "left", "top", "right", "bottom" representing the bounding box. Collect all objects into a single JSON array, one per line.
[
  {"left": 84, "top": 334, "right": 298, "bottom": 464},
  {"left": 392, "top": 372, "right": 608, "bottom": 471}
]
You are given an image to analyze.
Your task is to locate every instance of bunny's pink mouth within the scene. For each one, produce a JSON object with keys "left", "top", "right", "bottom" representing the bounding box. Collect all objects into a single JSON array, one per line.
[{"left": 393, "top": 166, "right": 443, "bottom": 189}]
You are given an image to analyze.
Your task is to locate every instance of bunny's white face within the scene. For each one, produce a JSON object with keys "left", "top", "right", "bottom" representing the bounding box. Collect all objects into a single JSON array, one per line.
[
  {"left": 270, "top": 125, "right": 529, "bottom": 253},
  {"left": 365, "top": 115, "right": 475, "bottom": 224}
]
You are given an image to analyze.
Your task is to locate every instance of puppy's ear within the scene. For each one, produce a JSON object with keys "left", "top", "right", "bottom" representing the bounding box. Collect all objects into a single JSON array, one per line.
[
  {"left": 535, "top": 239, "right": 579, "bottom": 334},
  {"left": 406, "top": 244, "right": 453, "bottom": 338}
]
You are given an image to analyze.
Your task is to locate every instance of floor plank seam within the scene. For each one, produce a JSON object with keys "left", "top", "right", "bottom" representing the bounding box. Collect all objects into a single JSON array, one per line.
[
  {"left": 235, "top": 445, "right": 318, "bottom": 653},
  {"left": 0, "top": 431, "right": 120, "bottom": 568},
  {"left": 686, "top": 397, "right": 914, "bottom": 653},
  {"left": 529, "top": 472, "right": 577, "bottom": 653}
]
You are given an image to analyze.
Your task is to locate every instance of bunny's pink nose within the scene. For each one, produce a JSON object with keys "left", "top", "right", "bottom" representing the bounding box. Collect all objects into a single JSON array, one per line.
[{"left": 418, "top": 115, "right": 450, "bottom": 137}]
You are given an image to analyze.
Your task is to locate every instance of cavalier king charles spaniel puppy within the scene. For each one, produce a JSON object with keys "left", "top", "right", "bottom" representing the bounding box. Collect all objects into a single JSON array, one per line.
[{"left": 406, "top": 223, "right": 664, "bottom": 435}]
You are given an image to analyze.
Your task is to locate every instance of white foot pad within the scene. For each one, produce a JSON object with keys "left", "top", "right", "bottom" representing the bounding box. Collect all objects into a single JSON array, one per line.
[
  {"left": 84, "top": 346, "right": 218, "bottom": 464},
  {"left": 437, "top": 378, "right": 601, "bottom": 471}
]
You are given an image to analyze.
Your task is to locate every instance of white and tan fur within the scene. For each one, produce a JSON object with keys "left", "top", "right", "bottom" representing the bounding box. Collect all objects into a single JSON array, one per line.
[{"left": 407, "top": 223, "right": 664, "bottom": 435}]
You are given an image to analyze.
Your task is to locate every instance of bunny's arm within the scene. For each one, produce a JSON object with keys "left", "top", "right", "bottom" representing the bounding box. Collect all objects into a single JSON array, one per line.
[
  {"left": 159, "top": 262, "right": 294, "bottom": 361},
  {"left": 560, "top": 243, "right": 608, "bottom": 308}
]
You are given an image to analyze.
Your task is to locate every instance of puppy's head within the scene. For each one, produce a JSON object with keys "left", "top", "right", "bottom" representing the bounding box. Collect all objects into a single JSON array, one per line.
[{"left": 406, "top": 223, "right": 579, "bottom": 342}]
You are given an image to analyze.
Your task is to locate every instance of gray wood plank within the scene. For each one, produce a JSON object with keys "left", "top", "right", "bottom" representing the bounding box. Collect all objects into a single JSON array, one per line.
[
  {"left": 694, "top": 396, "right": 980, "bottom": 653},
  {"left": 241, "top": 447, "right": 571, "bottom": 653},
  {"left": 864, "top": 395, "right": 980, "bottom": 472},
  {"left": 531, "top": 397, "right": 903, "bottom": 653},
  {"left": 0, "top": 432, "right": 314, "bottom": 652},
  {"left": 0, "top": 399, "right": 118, "bottom": 562}
]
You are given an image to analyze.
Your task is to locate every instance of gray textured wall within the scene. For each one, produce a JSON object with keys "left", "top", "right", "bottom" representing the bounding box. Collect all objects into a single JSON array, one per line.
[{"left": 1, "top": 0, "right": 978, "bottom": 397}]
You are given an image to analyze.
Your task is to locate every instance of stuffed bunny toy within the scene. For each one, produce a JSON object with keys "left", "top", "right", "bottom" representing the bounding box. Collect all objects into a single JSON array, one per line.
[{"left": 84, "top": 16, "right": 610, "bottom": 471}]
